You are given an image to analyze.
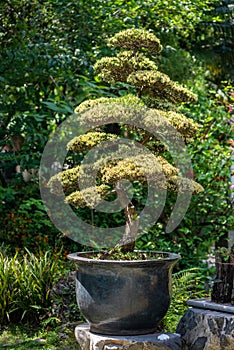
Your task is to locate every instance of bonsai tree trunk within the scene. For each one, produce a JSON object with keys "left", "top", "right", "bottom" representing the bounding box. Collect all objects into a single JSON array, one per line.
[
  {"left": 211, "top": 243, "right": 234, "bottom": 305},
  {"left": 115, "top": 181, "right": 139, "bottom": 253}
]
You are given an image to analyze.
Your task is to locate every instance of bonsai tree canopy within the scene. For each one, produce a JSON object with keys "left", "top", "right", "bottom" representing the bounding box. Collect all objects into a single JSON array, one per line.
[{"left": 48, "top": 29, "right": 203, "bottom": 253}]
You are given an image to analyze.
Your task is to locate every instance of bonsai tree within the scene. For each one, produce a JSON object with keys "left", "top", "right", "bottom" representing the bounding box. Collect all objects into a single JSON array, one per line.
[{"left": 48, "top": 29, "right": 203, "bottom": 254}]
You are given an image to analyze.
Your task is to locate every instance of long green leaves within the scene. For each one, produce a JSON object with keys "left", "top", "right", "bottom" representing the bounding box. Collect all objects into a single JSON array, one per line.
[
  {"left": 0, "top": 252, "right": 19, "bottom": 323},
  {"left": 0, "top": 248, "right": 64, "bottom": 325}
]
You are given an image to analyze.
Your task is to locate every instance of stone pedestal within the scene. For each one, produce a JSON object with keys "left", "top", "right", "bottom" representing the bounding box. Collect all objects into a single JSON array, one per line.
[
  {"left": 75, "top": 323, "right": 181, "bottom": 350},
  {"left": 186, "top": 298, "right": 234, "bottom": 314},
  {"left": 177, "top": 305, "right": 234, "bottom": 350}
]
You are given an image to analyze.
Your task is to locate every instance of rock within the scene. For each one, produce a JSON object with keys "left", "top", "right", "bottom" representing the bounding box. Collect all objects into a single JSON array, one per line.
[
  {"left": 177, "top": 308, "right": 234, "bottom": 350},
  {"left": 33, "top": 338, "right": 47, "bottom": 344},
  {"left": 75, "top": 323, "right": 181, "bottom": 350}
]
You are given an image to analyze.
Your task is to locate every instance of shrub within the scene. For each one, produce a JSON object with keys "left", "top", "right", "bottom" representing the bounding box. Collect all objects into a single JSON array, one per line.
[
  {"left": 0, "top": 247, "right": 66, "bottom": 325},
  {"left": 163, "top": 268, "right": 207, "bottom": 332},
  {"left": 0, "top": 180, "right": 80, "bottom": 254}
]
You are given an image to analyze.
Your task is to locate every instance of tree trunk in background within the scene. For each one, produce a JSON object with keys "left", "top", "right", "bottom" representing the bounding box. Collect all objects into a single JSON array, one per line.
[
  {"left": 211, "top": 244, "right": 234, "bottom": 305},
  {"left": 215, "top": 232, "right": 229, "bottom": 249}
]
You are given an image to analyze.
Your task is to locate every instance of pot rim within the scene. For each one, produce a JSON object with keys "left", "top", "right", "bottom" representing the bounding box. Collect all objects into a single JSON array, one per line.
[{"left": 67, "top": 250, "right": 181, "bottom": 264}]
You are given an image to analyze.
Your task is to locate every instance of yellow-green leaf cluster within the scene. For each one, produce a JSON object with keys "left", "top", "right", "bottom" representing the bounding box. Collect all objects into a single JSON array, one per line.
[
  {"left": 67, "top": 131, "right": 118, "bottom": 153},
  {"left": 101, "top": 155, "right": 178, "bottom": 184},
  {"left": 166, "top": 176, "right": 204, "bottom": 195},
  {"left": 75, "top": 94, "right": 144, "bottom": 114},
  {"left": 108, "top": 28, "right": 162, "bottom": 54},
  {"left": 127, "top": 70, "right": 197, "bottom": 103},
  {"left": 65, "top": 185, "right": 111, "bottom": 208},
  {"left": 94, "top": 51, "right": 158, "bottom": 84},
  {"left": 48, "top": 166, "right": 80, "bottom": 195},
  {"left": 74, "top": 100, "right": 198, "bottom": 145},
  {"left": 144, "top": 109, "right": 198, "bottom": 144}
]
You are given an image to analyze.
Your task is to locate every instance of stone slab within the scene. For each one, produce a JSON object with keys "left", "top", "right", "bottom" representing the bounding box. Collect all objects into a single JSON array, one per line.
[
  {"left": 75, "top": 323, "right": 181, "bottom": 350},
  {"left": 187, "top": 298, "right": 234, "bottom": 314},
  {"left": 177, "top": 307, "right": 234, "bottom": 350}
]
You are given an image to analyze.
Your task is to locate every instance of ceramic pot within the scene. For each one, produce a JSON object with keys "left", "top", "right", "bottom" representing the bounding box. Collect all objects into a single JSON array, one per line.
[{"left": 68, "top": 251, "right": 180, "bottom": 335}]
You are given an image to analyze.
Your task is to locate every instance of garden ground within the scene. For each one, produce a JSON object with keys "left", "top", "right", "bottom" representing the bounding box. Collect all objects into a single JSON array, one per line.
[{"left": 0, "top": 324, "right": 78, "bottom": 350}]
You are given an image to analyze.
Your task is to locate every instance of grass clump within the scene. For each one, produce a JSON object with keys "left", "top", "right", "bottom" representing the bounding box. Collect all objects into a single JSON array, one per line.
[{"left": 0, "top": 246, "right": 66, "bottom": 325}]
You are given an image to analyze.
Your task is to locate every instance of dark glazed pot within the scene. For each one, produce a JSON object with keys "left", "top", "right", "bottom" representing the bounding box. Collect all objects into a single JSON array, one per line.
[{"left": 68, "top": 251, "right": 180, "bottom": 335}]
